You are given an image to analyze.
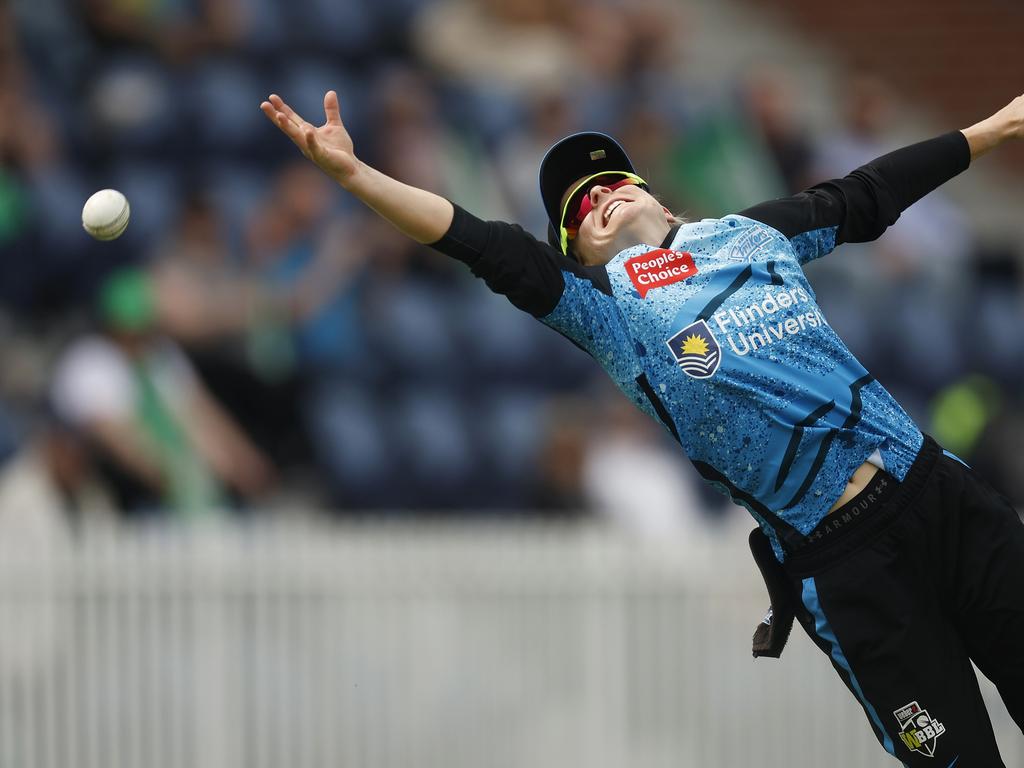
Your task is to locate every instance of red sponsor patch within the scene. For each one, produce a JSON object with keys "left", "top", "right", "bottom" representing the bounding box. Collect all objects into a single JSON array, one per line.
[{"left": 625, "top": 249, "right": 698, "bottom": 298}]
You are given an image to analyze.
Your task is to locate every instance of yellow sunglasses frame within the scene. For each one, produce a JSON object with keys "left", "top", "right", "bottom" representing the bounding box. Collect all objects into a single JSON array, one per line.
[{"left": 558, "top": 171, "right": 648, "bottom": 255}]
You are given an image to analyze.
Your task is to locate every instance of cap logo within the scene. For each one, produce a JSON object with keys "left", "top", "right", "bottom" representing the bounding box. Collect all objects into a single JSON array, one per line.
[{"left": 589, "top": 150, "right": 607, "bottom": 160}]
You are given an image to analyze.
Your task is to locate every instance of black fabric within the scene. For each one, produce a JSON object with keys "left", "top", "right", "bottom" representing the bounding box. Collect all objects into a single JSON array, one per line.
[
  {"left": 689, "top": 459, "right": 806, "bottom": 550},
  {"left": 659, "top": 224, "right": 681, "bottom": 249},
  {"left": 740, "top": 131, "right": 971, "bottom": 245},
  {"left": 778, "top": 374, "right": 875, "bottom": 512},
  {"left": 784, "top": 440, "right": 934, "bottom": 574},
  {"left": 635, "top": 373, "right": 680, "bottom": 442},
  {"left": 748, "top": 458, "right": 898, "bottom": 660},
  {"left": 430, "top": 133, "right": 969, "bottom": 320},
  {"left": 694, "top": 265, "right": 753, "bottom": 321},
  {"left": 749, "top": 528, "right": 795, "bottom": 658},
  {"left": 431, "top": 204, "right": 610, "bottom": 317},
  {"left": 538, "top": 131, "right": 638, "bottom": 238},
  {"left": 782, "top": 441, "right": 1024, "bottom": 765}
]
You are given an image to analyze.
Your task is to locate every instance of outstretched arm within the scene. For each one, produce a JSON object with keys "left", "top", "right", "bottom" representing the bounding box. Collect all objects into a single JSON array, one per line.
[
  {"left": 260, "top": 91, "right": 454, "bottom": 243},
  {"left": 261, "top": 89, "right": 583, "bottom": 319},
  {"left": 740, "top": 91, "right": 1024, "bottom": 264},
  {"left": 961, "top": 93, "right": 1024, "bottom": 161}
]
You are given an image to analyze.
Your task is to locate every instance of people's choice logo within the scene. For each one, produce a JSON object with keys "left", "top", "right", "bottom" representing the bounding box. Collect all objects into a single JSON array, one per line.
[
  {"left": 666, "top": 320, "right": 721, "bottom": 379},
  {"left": 626, "top": 249, "right": 698, "bottom": 298},
  {"left": 893, "top": 701, "right": 946, "bottom": 757}
]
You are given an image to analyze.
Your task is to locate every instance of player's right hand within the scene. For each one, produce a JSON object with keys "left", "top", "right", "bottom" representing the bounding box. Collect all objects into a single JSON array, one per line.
[
  {"left": 994, "top": 92, "right": 1024, "bottom": 141},
  {"left": 260, "top": 91, "right": 359, "bottom": 185}
]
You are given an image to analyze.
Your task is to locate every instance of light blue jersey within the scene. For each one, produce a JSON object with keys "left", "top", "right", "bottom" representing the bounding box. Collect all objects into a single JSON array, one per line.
[
  {"left": 542, "top": 215, "right": 922, "bottom": 557},
  {"left": 437, "top": 130, "right": 971, "bottom": 559}
]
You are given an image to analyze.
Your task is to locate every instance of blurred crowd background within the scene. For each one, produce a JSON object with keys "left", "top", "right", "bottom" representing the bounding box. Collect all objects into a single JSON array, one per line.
[{"left": 2, "top": 0, "right": 1024, "bottom": 532}]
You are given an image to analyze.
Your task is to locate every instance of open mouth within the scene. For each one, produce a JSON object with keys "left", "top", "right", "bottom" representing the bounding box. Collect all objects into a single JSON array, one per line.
[{"left": 603, "top": 199, "right": 627, "bottom": 225}]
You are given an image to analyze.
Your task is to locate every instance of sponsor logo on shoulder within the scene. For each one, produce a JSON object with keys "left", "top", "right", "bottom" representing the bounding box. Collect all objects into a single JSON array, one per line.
[
  {"left": 893, "top": 700, "right": 946, "bottom": 757},
  {"left": 727, "top": 225, "right": 776, "bottom": 263},
  {"left": 625, "top": 249, "right": 698, "bottom": 298},
  {"left": 666, "top": 319, "right": 721, "bottom": 379}
]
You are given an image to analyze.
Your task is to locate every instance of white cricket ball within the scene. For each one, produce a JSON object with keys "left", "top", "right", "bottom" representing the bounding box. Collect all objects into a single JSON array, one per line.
[{"left": 82, "top": 189, "right": 131, "bottom": 241}]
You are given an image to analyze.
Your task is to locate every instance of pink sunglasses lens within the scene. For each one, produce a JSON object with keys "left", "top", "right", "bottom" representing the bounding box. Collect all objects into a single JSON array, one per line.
[{"left": 569, "top": 177, "right": 636, "bottom": 229}]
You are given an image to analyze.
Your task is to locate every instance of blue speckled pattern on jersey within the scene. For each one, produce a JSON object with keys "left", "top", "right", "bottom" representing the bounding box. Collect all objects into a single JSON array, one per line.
[
  {"left": 542, "top": 215, "right": 923, "bottom": 559},
  {"left": 789, "top": 226, "right": 838, "bottom": 265},
  {"left": 546, "top": 271, "right": 661, "bottom": 425}
]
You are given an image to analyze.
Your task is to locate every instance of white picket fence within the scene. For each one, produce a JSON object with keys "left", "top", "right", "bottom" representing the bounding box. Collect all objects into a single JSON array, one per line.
[{"left": 0, "top": 518, "right": 1020, "bottom": 768}]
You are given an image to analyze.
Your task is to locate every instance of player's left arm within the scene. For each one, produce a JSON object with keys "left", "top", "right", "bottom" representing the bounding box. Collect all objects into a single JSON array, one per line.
[{"left": 739, "top": 92, "right": 1024, "bottom": 263}]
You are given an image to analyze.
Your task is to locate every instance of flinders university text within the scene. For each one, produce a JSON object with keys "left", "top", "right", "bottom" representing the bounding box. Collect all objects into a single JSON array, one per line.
[{"left": 711, "top": 286, "right": 829, "bottom": 356}]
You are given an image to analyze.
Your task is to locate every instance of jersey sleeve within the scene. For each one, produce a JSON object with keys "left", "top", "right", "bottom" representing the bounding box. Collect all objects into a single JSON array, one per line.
[
  {"left": 431, "top": 204, "right": 646, "bottom": 394},
  {"left": 429, "top": 203, "right": 575, "bottom": 317},
  {"left": 738, "top": 131, "right": 971, "bottom": 264}
]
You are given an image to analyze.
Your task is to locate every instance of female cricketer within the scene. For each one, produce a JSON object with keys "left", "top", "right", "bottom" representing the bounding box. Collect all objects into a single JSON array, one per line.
[{"left": 261, "top": 89, "right": 1024, "bottom": 765}]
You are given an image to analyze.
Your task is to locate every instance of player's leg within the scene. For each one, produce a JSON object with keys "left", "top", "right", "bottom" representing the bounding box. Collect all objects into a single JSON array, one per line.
[
  {"left": 791, "top": 549, "right": 1003, "bottom": 766},
  {"left": 943, "top": 456, "right": 1024, "bottom": 729}
]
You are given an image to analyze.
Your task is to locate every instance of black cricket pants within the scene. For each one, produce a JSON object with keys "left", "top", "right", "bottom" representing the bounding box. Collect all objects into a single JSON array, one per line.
[{"left": 783, "top": 437, "right": 1024, "bottom": 766}]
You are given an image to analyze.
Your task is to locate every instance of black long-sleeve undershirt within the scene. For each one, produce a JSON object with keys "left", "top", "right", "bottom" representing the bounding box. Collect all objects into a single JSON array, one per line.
[
  {"left": 430, "top": 130, "right": 971, "bottom": 317},
  {"left": 739, "top": 130, "right": 970, "bottom": 245}
]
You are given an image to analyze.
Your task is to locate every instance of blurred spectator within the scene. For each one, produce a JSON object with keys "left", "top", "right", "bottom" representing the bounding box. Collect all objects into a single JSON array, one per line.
[
  {"left": 930, "top": 372, "right": 1024, "bottom": 509},
  {"left": 0, "top": 6, "right": 60, "bottom": 174},
  {"left": 244, "top": 162, "right": 368, "bottom": 374},
  {"left": 533, "top": 397, "right": 590, "bottom": 514},
  {"left": 961, "top": 243, "right": 1024, "bottom": 388},
  {"left": 801, "top": 69, "right": 978, "bottom": 400},
  {"left": 0, "top": 414, "right": 116, "bottom": 526},
  {"left": 412, "top": 0, "right": 575, "bottom": 147},
  {"left": 616, "top": 100, "right": 685, "bottom": 214},
  {"left": 0, "top": 6, "right": 93, "bottom": 314},
  {"left": 77, "top": 0, "right": 244, "bottom": 177},
  {"left": 49, "top": 269, "right": 274, "bottom": 518},
  {"left": 79, "top": 0, "right": 242, "bottom": 65},
  {"left": 412, "top": 0, "right": 576, "bottom": 97},
  {"left": 242, "top": 162, "right": 379, "bottom": 506},
  {"left": 494, "top": 87, "right": 576, "bottom": 233},
  {"left": 148, "top": 189, "right": 314, "bottom": 472},
  {"left": 2, "top": 0, "right": 1023, "bottom": 525},
  {"left": 811, "top": 70, "right": 972, "bottom": 283},
  {"left": 580, "top": 385, "right": 720, "bottom": 538},
  {"left": 666, "top": 98, "right": 785, "bottom": 217},
  {"left": 969, "top": 396, "right": 1024, "bottom": 510},
  {"left": 564, "top": 0, "right": 688, "bottom": 123},
  {"left": 929, "top": 374, "right": 1003, "bottom": 465},
  {"left": 370, "top": 65, "right": 514, "bottom": 222},
  {"left": 741, "top": 68, "right": 815, "bottom": 193},
  {"left": 150, "top": 191, "right": 265, "bottom": 344}
]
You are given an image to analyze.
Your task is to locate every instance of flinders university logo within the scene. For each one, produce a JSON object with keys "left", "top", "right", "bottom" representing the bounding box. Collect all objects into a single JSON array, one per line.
[
  {"left": 666, "top": 320, "right": 721, "bottom": 379},
  {"left": 893, "top": 700, "right": 946, "bottom": 757}
]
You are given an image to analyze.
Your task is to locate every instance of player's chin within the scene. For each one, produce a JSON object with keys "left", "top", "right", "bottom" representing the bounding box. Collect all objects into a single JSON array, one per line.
[
  {"left": 585, "top": 238, "right": 622, "bottom": 266},
  {"left": 605, "top": 215, "right": 643, "bottom": 242},
  {"left": 578, "top": 224, "right": 631, "bottom": 263}
]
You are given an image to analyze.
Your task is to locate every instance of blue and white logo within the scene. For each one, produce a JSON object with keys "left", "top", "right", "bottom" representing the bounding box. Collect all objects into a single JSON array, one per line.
[{"left": 666, "top": 319, "right": 722, "bottom": 379}]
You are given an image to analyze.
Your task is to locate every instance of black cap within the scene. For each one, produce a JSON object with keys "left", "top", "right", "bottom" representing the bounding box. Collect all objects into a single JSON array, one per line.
[{"left": 538, "top": 131, "right": 639, "bottom": 252}]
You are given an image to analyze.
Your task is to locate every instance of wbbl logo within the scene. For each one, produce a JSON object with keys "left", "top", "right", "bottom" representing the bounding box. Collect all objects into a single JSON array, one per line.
[
  {"left": 666, "top": 320, "right": 721, "bottom": 379},
  {"left": 893, "top": 701, "right": 946, "bottom": 757}
]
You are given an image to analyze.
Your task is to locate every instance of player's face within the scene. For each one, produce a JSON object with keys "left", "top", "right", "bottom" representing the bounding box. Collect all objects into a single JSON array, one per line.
[{"left": 562, "top": 176, "right": 674, "bottom": 266}]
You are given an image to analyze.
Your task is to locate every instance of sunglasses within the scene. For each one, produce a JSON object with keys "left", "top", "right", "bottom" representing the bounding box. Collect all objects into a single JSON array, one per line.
[{"left": 558, "top": 171, "right": 648, "bottom": 255}]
